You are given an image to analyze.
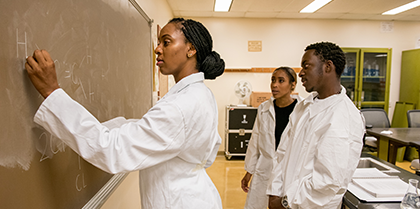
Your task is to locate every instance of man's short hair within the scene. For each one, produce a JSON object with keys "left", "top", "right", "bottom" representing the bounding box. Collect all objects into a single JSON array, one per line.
[{"left": 305, "top": 42, "right": 346, "bottom": 77}]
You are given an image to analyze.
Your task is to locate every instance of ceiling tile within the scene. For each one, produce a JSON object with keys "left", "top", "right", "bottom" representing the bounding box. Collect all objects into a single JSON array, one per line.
[
  {"left": 276, "top": 12, "right": 310, "bottom": 19},
  {"left": 171, "top": 0, "right": 215, "bottom": 11},
  {"left": 337, "top": 13, "right": 375, "bottom": 20},
  {"left": 213, "top": 11, "right": 247, "bottom": 18},
  {"left": 166, "top": 0, "right": 180, "bottom": 10},
  {"left": 179, "top": 11, "right": 215, "bottom": 17},
  {"left": 230, "top": 0, "right": 254, "bottom": 12},
  {"left": 172, "top": 10, "right": 181, "bottom": 16},
  {"left": 165, "top": 0, "right": 420, "bottom": 21},
  {"left": 245, "top": 12, "right": 278, "bottom": 18},
  {"left": 305, "top": 12, "right": 342, "bottom": 19},
  {"left": 399, "top": 6, "right": 420, "bottom": 15},
  {"left": 317, "top": 0, "right": 368, "bottom": 13},
  {"left": 350, "top": 0, "right": 414, "bottom": 14},
  {"left": 281, "top": 0, "right": 313, "bottom": 12},
  {"left": 369, "top": 14, "right": 403, "bottom": 21},
  {"left": 397, "top": 15, "right": 420, "bottom": 21},
  {"left": 246, "top": 0, "right": 294, "bottom": 12}
]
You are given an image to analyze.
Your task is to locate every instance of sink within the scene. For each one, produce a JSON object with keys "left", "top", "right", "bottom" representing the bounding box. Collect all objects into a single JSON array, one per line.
[{"left": 357, "top": 157, "right": 400, "bottom": 173}]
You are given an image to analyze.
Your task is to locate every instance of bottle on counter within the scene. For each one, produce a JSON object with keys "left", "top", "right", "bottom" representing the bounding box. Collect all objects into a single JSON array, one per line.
[{"left": 401, "top": 179, "right": 420, "bottom": 209}]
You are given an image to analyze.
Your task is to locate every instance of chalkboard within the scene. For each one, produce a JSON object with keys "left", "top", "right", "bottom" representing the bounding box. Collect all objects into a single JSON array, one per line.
[{"left": 0, "top": 0, "right": 152, "bottom": 208}]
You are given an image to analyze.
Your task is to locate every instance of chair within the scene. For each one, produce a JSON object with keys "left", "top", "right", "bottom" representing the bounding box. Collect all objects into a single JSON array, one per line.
[
  {"left": 407, "top": 110, "right": 420, "bottom": 175},
  {"left": 360, "top": 109, "right": 390, "bottom": 149},
  {"left": 407, "top": 110, "right": 420, "bottom": 128}
]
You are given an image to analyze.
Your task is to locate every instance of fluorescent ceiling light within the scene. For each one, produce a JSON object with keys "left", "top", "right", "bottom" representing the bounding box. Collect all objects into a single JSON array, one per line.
[
  {"left": 382, "top": 0, "right": 420, "bottom": 15},
  {"left": 214, "top": 0, "right": 233, "bottom": 12},
  {"left": 300, "top": 0, "right": 333, "bottom": 13}
]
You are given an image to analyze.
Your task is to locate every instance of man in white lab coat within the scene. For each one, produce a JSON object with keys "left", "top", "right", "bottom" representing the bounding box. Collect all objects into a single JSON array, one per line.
[{"left": 267, "top": 42, "right": 365, "bottom": 209}]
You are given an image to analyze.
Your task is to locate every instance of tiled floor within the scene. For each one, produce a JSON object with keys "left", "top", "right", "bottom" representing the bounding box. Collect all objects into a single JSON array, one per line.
[
  {"left": 207, "top": 155, "right": 417, "bottom": 209},
  {"left": 207, "top": 156, "right": 248, "bottom": 209},
  {"left": 367, "top": 151, "right": 415, "bottom": 173},
  {"left": 396, "top": 160, "right": 415, "bottom": 173}
]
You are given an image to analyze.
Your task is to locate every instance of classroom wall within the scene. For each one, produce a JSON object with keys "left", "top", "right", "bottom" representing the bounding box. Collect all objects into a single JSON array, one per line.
[
  {"left": 101, "top": 0, "right": 173, "bottom": 208},
  {"left": 197, "top": 17, "right": 420, "bottom": 152},
  {"left": 102, "top": 5, "right": 420, "bottom": 207}
]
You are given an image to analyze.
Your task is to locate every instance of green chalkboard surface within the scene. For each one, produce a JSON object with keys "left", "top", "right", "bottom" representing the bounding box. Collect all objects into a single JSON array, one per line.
[{"left": 0, "top": 0, "right": 152, "bottom": 208}]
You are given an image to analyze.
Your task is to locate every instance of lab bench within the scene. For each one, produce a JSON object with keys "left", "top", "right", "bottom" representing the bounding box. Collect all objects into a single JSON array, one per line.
[{"left": 342, "top": 152, "right": 420, "bottom": 209}]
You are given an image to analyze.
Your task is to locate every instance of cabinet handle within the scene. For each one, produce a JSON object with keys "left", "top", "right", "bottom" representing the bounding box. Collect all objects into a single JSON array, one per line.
[{"left": 239, "top": 129, "right": 245, "bottom": 136}]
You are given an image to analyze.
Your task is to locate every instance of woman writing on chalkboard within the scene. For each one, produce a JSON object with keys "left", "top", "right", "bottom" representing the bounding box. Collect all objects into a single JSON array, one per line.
[{"left": 25, "top": 18, "right": 224, "bottom": 209}]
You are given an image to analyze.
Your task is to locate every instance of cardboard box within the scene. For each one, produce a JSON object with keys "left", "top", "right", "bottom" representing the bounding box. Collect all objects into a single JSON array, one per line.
[{"left": 250, "top": 92, "right": 272, "bottom": 107}]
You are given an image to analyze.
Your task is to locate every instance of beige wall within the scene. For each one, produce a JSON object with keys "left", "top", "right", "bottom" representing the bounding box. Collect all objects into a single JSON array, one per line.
[
  {"left": 198, "top": 17, "right": 420, "bottom": 152},
  {"left": 101, "top": 172, "right": 141, "bottom": 209}
]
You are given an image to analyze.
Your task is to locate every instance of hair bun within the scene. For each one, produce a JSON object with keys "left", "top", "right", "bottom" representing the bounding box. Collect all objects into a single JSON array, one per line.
[{"left": 200, "top": 51, "right": 225, "bottom": 80}]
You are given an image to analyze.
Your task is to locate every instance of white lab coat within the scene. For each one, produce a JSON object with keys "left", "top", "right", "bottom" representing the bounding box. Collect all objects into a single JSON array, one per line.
[
  {"left": 266, "top": 86, "right": 365, "bottom": 209},
  {"left": 34, "top": 72, "right": 222, "bottom": 209},
  {"left": 244, "top": 95, "right": 302, "bottom": 209}
]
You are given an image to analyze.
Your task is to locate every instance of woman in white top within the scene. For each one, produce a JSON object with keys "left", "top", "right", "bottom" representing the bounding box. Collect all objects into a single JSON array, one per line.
[
  {"left": 241, "top": 67, "right": 301, "bottom": 209},
  {"left": 25, "top": 18, "right": 225, "bottom": 209}
]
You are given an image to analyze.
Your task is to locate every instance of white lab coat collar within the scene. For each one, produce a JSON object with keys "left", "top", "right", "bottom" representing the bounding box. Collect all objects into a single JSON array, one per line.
[
  {"left": 261, "top": 94, "right": 303, "bottom": 118},
  {"left": 164, "top": 72, "right": 204, "bottom": 97},
  {"left": 261, "top": 95, "right": 302, "bottom": 119},
  {"left": 302, "top": 86, "right": 347, "bottom": 119},
  {"left": 261, "top": 97, "right": 276, "bottom": 119},
  {"left": 261, "top": 97, "right": 275, "bottom": 112}
]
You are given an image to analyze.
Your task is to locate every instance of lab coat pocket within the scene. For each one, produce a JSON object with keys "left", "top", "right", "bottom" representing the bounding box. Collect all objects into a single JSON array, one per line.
[{"left": 255, "top": 160, "right": 272, "bottom": 181}]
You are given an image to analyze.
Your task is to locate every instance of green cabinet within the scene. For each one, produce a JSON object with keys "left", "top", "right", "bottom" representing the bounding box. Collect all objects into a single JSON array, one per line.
[
  {"left": 341, "top": 48, "right": 392, "bottom": 112},
  {"left": 393, "top": 48, "right": 420, "bottom": 128},
  {"left": 399, "top": 48, "right": 420, "bottom": 107}
]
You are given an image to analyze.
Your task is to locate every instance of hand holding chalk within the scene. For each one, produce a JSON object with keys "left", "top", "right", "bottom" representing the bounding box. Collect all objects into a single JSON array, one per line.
[{"left": 25, "top": 50, "right": 60, "bottom": 98}]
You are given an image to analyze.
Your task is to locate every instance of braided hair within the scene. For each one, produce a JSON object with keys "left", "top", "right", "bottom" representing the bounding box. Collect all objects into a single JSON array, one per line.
[
  {"left": 305, "top": 42, "right": 346, "bottom": 78},
  {"left": 168, "top": 18, "right": 225, "bottom": 80}
]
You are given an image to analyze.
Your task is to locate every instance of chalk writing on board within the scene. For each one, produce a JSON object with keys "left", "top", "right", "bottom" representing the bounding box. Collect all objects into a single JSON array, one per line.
[
  {"left": 81, "top": 46, "right": 92, "bottom": 65},
  {"left": 61, "top": 46, "right": 94, "bottom": 101},
  {"left": 16, "top": 29, "right": 27, "bottom": 58},
  {"left": 1, "top": 0, "right": 151, "bottom": 207},
  {"left": 16, "top": 28, "right": 28, "bottom": 70},
  {"left": 79, "top": 78, "right": 87, "bottom": 99},
  {"left": 0, "top": 28, "right": 36, "bottom": 171},
  {"left": 89, "top": 81, "right": 95, "bottom": 103},
  {"left": 76, "top": 156, "right": 87, "bottom": 191},
  {"left": 36, "top": 131, "right": 66, "bottom": 162},
  {"left": 64, "top": 62, "right": 81, "bottom": 85}
]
